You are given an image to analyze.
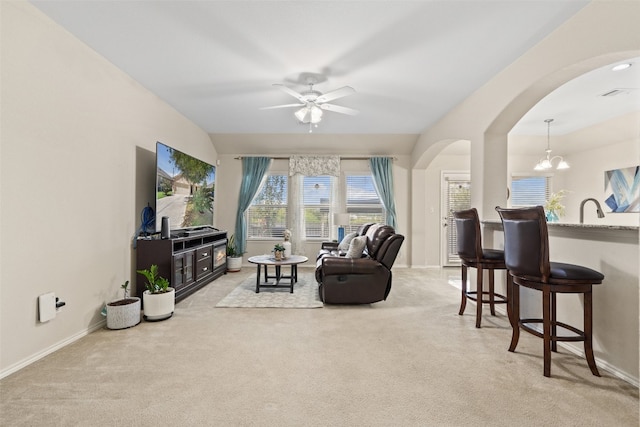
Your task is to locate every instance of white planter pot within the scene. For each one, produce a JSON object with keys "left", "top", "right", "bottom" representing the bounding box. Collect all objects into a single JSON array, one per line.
[
  {"left": 143, "top": 288, "right": 175, "bottom": 321},
  {"left": 227, "top": 256, "right": 242, "bottom": 272},
  {"left": 106, "top": 297, "right": 141, "bottom": 329}
]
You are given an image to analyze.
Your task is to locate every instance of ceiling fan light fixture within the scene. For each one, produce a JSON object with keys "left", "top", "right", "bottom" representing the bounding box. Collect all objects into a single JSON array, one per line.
[
  {"left": 294, "top": 107, "right": 307, "bottom": 122},
  {"left": 310, "top": 105, "right": 323, "bottom": 123},
  {"left": 294, "top": 105, "right": 323, "bottom": 124},
  {"left": 264, "top": 80, "right": 357, "bottom": 131}
]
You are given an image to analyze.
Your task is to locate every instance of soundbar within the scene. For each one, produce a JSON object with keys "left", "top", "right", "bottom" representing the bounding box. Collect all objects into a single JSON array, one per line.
[{"left": 182, "top": 226, "right": 219, "bottom": 236}]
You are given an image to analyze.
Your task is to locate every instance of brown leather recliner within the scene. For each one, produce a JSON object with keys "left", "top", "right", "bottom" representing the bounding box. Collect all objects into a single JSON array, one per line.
[
  {"left": 316, "top": 222, "right": 375, "bottom": 259},
  {"left": 315, "top": 223, "right": 404, "bottom": 304}
]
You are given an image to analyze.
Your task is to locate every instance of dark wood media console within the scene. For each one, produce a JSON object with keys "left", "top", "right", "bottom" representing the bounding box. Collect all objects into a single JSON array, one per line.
[{"left": 136, "top": 229, "right": 227, "bottom": 303}]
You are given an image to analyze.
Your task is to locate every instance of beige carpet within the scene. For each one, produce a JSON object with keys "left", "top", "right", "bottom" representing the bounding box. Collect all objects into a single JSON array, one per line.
[
  {"left": 1, "top": 267, "right": 638, "bottom": 426},
  {"left": 216, "top": 272, "right": 323, "bottom": 308}
]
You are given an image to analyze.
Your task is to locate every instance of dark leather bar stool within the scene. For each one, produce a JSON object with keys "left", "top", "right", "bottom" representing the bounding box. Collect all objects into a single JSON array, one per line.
[
  {"left": 453, "top": 208, "right": 510, "bottom": 328},
  {"left": 496, "top": 205, "right": 604, "bottom": 377}
]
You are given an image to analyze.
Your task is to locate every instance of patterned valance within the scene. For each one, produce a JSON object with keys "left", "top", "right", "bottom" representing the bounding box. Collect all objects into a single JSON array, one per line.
[{"left": 289, "top": 155, "right": 340, "bottom": 177}]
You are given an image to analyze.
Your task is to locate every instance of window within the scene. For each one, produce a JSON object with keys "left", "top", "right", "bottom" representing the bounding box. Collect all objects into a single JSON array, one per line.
[
  {"left": 247, "top": 174, "right": 288, "bottom": 238},
  {"left": 345, "top": 174, "right": 386, "bottom": 233},
  {"left": 510, "top": 175, "right": 551, "bottom": 207},
  {"left": 303, "top": 176, "right": 331, "bottom": 239},
  {"left": 444, "top": 175, "right": 471, "bottom": 264}
]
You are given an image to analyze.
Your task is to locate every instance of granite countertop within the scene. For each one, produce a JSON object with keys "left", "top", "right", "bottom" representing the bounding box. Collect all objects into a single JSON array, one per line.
[{"left": 482, "top": 219, "right": 638, "bottom": 232}]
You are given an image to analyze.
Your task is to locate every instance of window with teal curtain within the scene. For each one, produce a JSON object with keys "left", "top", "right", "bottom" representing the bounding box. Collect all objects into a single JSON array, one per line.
[
  {"left": 234, "top": 157, "right": 271, "bottom": 254},
  {"left": 369, "top": 157, "right": 398, "bottom": 230}
]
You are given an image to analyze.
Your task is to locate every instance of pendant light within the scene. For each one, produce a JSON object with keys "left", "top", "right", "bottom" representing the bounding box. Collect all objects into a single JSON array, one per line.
[{"left": 534, "top": 119, "right": 570, "bottom": 171}]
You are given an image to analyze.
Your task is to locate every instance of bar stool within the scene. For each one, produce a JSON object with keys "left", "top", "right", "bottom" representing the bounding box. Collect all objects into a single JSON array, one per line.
[
  {"left": 496, "top": 205, "right": 604, "bottom": 377},
  {"left": 453, "top": 208, "right": 510, "bottom": 328}
]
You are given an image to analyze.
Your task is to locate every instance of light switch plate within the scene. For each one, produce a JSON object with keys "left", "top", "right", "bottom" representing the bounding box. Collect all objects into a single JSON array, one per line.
[{"left": 39, "top": 292, "right": 56, "bottom": 322}]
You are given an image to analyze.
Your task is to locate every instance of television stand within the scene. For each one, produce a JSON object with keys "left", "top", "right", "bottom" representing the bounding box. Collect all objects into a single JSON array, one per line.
[{"left": 136, "top": 229, "right": 227, "bottom": 303}]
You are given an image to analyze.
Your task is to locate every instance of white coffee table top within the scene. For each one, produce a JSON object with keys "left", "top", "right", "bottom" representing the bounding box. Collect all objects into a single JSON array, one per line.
[{"left": 247, "top": 255, "right": 308, "bottom": 266}]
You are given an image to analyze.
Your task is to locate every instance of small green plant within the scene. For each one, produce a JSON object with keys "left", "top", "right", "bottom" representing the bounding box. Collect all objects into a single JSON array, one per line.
[
  {"left": 120, "top": 280, "right": 130, "bottom": 299},
  {"left": 226, "top": 234, "right": 240, "bottom": 257},
  {"left": 273, "top": 243, "right": 285, "bottom": 252},
  {"left": 136, "top": 264, "right": 170, "bottom": 294}
]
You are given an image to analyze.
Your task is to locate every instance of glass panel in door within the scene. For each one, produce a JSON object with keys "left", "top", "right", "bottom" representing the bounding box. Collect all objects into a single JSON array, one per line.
[{"left": 441, "top": 172, "right": 471, "bottom": 266}]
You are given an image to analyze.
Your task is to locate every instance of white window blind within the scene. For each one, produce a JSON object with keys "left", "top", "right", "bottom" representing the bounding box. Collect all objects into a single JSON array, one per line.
[
  {"left": 345, "top": 174, "right": 386, "bottom": 233},
  {"left": 247, "top": 174, "right": 288, "bottom": 238},
  {"left": 303, "top": 175, "right": 331, "bottom": 239},
  {"left": 511, "top": 176, "right": 551, "bottom": 207},
  {"left": 446, "top": 178, "right": 471, "bottom": 263}
]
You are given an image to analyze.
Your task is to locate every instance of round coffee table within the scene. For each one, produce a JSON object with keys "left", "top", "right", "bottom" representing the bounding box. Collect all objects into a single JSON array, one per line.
[{"left": 247, "top": 255, "right": 309, "bottom": 293}]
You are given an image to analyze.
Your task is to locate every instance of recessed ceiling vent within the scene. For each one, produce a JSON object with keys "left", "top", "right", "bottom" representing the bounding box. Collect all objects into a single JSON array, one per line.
[{"left": 600, "top": 88, "right": 636, "bottom": 97}]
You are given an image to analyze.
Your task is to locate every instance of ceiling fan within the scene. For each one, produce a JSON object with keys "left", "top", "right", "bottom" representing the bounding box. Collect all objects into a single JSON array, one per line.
[{"left": 261, "top": 80, "right": 359, "bottom": 132}]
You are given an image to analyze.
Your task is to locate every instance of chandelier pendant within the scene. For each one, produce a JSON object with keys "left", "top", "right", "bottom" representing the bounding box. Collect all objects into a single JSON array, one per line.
[{"left": 534, "top": 118, "right": 570, "bottom": 171}]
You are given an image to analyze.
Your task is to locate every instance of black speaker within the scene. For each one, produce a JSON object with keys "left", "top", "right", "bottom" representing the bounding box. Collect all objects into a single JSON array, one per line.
[{"left": 161, "top": 216, "right": 170, "bottom": 239}]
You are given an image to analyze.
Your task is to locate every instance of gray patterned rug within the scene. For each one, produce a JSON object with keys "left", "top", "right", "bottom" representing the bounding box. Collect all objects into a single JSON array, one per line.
[{"left": 216, "top": 273, "right": 323, "bottom": 308}]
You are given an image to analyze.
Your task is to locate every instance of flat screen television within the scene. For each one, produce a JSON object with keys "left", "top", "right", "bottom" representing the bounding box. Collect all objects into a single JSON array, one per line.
[{"left": 155, "top": 141, "right": 216, "bottom": 233}]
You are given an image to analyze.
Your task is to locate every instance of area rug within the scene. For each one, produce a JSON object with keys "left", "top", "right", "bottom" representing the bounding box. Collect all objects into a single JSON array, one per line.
[{"left": 216, "top": 273, "right": 323, "bottom": 308}]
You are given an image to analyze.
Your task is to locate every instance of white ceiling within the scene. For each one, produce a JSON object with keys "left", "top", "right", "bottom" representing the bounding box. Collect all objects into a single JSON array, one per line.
[
  {"left": 34, "top": 0, "right": 635, "bottom": 137},
  {"left": 511, "top": 57, "right": 640, "bottom": 136}
]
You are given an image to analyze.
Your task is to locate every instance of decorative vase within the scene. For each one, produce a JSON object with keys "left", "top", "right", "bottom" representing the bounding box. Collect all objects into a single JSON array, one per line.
[
  {"left": 274, "top": 250, "right": 283, "bottom": 261},
  {"left": 106, "top": 297, "right": 141, "bottom": 329},
  {"left": 282, "top": 241, "right": 291, "bottom": 258},
  {"left": 143, "top": 288, "right": 175, "bottom": 321},
  {"left": 546, "top": 210, "right": 559, "bottom": 222}
]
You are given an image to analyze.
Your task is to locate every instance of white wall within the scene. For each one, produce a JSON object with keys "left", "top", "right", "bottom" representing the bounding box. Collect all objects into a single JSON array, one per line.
[{"left": 1, "top": 2, "right": 217, "bottom": 376}]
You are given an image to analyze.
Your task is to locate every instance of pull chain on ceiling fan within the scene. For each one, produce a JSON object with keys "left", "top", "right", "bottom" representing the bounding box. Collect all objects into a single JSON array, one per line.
[{"left": 260, "top": 79, "right": 359, "bottom": 132}]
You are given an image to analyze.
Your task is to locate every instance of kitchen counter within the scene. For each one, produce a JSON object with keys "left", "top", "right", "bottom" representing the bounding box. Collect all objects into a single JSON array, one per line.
[
  {"left": 482, "top": 220, "right": 638, "bottom": 243},
  {"left": 482, "top": 219, "right": 637, "bottom": 231}
]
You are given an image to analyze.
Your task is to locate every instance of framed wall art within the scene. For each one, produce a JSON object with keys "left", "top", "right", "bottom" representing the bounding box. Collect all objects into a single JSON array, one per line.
[{"left": 604, "top": 166, "right": 639, "bottom": 213}]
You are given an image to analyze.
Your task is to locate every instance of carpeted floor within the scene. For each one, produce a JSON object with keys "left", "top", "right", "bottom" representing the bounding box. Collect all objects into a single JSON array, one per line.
[
  {"left": 216, "top": 272, "right": 323, "bottom": 308},
  {"left": 1, "top": 267, "right": 638, "bottom": 426}
]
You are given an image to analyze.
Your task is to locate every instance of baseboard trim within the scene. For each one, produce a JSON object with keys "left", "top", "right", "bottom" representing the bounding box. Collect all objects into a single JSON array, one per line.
[{"left": 0, "top": 319, "right": 106, "bottom": 380}]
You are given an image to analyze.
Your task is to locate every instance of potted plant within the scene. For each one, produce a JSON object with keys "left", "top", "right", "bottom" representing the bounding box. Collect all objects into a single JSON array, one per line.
[
  {"left": 104, "top": 280, "right": 141, "bottom": 330},
  {"left": 226, "top": 234, "right": 243, "bottom": 272},
  {"left": 137, "top": 264, "right": 174, "bottom": 321},
  {"left": 273, "top": 243, "right": 286, "bottom": 261}
]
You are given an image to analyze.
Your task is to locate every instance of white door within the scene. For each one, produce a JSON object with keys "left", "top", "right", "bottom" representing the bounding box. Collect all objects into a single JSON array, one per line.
[{"left": 440, "top": 172, "right": 471, "bottom": 267}]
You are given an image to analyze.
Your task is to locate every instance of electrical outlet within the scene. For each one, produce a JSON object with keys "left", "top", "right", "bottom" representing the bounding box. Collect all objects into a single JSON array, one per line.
[{"left": 38, "top": 292, "right": 56, "bottom": 322}]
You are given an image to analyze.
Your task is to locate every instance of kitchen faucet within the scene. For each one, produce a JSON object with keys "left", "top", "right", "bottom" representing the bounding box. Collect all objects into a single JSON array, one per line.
[{"left": 579, "top": 198, "right": 605, "bottom": 224}]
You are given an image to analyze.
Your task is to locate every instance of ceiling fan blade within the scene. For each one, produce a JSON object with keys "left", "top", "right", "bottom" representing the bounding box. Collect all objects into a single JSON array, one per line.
[
  {"left": 273, "top": 84, "right": 305, "bottom": 102},
  {"left": 316, "top": 86, "right": 355, "bottom": 103},
  {"left": 319, "top": 103, "right": 359, "bottom": 116},
  {"left": 259, "top": 103, "right": 305, "bottom": 110}
]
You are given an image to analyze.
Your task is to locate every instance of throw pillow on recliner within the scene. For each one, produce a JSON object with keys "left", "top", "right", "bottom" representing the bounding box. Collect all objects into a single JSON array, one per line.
[
  {"left": 338, "top": 232, "right": 358, "bottom": 251},
  {"left": 345, "top": 235, "right": 367, "bottom": 258}
]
